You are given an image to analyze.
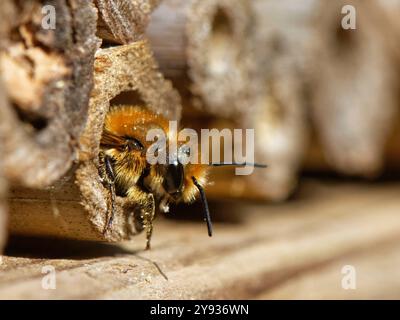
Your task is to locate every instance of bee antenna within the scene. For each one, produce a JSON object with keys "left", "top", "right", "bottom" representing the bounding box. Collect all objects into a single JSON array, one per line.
[
  {"left": 191, "top": 176, "right": 213, "bottom": 237},
  {"left": 210, "top": 162, "right": 267, "bottom": 168}
]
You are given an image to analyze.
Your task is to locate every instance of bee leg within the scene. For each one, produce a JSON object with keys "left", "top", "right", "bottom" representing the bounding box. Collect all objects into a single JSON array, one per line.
[
  {"left": 99, "top": 152, "right": 116, "bottom": 234},
  {"left": 143, "top": 193, "right": 156, "bottom": 250},
  {"left": 126, "top": 187, "right": 156, "bottom": 249},
  {"left": 105, "top": 180, "right": 116, "bottom": 233}
]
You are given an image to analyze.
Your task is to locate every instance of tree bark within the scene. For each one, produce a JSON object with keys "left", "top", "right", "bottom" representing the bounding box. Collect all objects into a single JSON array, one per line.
[{"left": 0, "top": 0, "right": 100, "bottom": 188}]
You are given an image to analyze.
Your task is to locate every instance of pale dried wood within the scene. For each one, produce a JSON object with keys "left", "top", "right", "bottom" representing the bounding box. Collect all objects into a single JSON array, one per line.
[
  {"left": 0, "top": 0, "right": 15, "bottom": 50},
  {"left": 310, "top": 0, "right": 399, "bottom": 177},
  {"left": 242, "top": 0, "right": 316, "bottom": 200},
  {"left": 8, "top": 40, "right": 182, "bottom": 242},
  {"left": 0, "top": 175, "right": 6, "bottom": 255},
  {"left": 188, "top": 1, "right": 314, "bottom": 201},
  {"left": 149, "top": 0, "right": 306, "bottom": 201},
  {"left": 259, "top": 241, "right": 400, "bottom": 299},
  {"left": 1, "top": 180, "right": 400, "bottom": 299},
  {"left": 147, "top": 0, "right": 255, "bottom": 117},
  {"left": 95, "top": 0, "right": 161, "bottom": 44},
  {"left": 0, "top": 0, "right": 16, "bottom": 253},
  {"left": 0, "top": 0, "right": 100, "bottom": 188},
  {"left": 374, "top": 0, "right": 400, "bottom": 171},
  {"left": 386, "top": 119, "right": 400, "bottom": 170},
  {"left": 0, "top": 82, "right": 8, "bottom": 255}
]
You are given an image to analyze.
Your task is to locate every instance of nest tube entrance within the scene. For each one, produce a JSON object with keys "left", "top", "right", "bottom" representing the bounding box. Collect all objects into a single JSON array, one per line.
[
  {"left": 310, "top": 0, "right": 398, "bottom": 176},
  {"left": 7, "top": 41, "right": 182, "bottom": 243},
  {"left": 72, "top": 41, "right": 181, "bottom": 242},
  {"left": 187, "top": 0, "right": 254, "bottom": 116}
]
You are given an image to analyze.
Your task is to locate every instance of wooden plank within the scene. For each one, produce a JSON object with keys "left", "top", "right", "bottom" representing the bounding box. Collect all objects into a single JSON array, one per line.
[
  {"left": 258, "top": 240, "right": 400, "bottom": 299},
  {"left": 1, "top": 180, "right": 400, "bottom": 299}
]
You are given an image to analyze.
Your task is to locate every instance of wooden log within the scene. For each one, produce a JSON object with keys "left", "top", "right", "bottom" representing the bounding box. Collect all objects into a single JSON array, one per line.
[
  {"left": 0, "top": 0, "right": 15, "bottom": 50},
  {"left": 195, "top": 0, "right": 313, "bottom": 201},
  {"left": 372, "top": 0, "right": 400, "bottom": 59},
  {"left": 386, "top": 119, "right": 400, "bottom": 171},
  {"left": 0, "top": 171, "right": 6, "bottom": 256},
  {"left": 146, "top": 0, "right": 255, "bottom": 117},
  {"left": 310, "top": 0, "right": 399, "bottom": 177},
  {"left": 244, "top": 85, "right": 308, "bottom": 201},
  {"left": 2, "top": 180, "right": 400, "bottom": 299},
  {"left": 149, "top": 0, "right": 304, "bottom": 201},
  {"left": 374, "top": 0, "right": 400, "bottom": 171},
  {"left": 0, "top": 82, "right": 9, "bottom": 254},
  {"left": 147, "top": 0, "right": 311, "bottom": 201},
  {"left": 242, "top": 0, "right": 314, "bottom": 200},
  {"left": 0, "top": 0, "right": 17, "bottom": 253},
  {"left": 95, "top": 0, "right": 161, "bottom": 44},
  {"left": 8, "top": 40, "right": 182, "bottom": 242},
  {"left": 304, "top": 1, "right": 400, "bottom": 174},
  {"left": 0, "top": 0, "right": 100, "bottom": 188}
]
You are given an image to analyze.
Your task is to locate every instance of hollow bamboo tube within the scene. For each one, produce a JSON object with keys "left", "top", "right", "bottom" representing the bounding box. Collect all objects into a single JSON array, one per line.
[
  {"left": 198, "top": 0, "right": 313, "bottom": 201},
  {"left": 148, "top": 0, "right": 308, "bottom": 201},
  {"left": 146, "top": 0, "right": 254, "bottom": 117},
  {"left": 310, "top": 0, "right": 398, "bottom": 177},
  {"left": 241, "top": 0, "right": 315, "bottom": 200},
  {"left": 8, "top": 40, "right": 182, "bottom": 242}
]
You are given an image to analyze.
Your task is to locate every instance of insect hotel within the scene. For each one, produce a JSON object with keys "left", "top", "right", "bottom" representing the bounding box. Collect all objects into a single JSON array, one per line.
[{"left": 0, "top": 0, "right": 400, "bottom": 299}]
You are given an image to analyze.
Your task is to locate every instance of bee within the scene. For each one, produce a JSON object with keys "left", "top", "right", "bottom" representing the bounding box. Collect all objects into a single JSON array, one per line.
[{"left": 99, "top": 105, "right": 266, "bottom": 249}]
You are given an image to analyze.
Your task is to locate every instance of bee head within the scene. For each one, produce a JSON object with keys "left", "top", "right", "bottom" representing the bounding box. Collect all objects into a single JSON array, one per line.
[
  {"left": 161, "top": 144, "right": 193, "bottom": 199},
  {"left": 161, "top": 155, "right": 212, "bottom": 237}
]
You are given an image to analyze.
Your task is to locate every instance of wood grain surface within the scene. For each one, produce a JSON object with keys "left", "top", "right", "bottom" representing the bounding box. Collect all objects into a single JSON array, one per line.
[{"left": 1, "top": 179, "right": 400, "bottom": 299}]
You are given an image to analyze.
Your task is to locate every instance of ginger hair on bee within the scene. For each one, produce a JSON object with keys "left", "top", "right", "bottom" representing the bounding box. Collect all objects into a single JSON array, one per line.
[{"left": 99, "top": 104, "right": 266, "bottom": 249}]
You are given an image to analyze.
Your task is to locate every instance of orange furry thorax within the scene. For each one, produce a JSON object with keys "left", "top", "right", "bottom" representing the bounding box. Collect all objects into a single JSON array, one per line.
[
  {"left": 103, "top": 105, "right": 169, "bottom": 149},
  {"left": 100, "top": 105, "right": 209, "bottom": 205}
]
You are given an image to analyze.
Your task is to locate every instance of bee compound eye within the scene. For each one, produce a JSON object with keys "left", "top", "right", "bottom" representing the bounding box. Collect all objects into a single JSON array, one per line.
[{"left": 126, "top": 137, "right": 144, "bottom": 151}]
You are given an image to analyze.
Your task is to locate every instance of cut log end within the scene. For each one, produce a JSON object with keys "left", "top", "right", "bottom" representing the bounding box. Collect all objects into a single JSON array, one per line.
[
  {"left": 95, "top": 0, "right": 162, "bottom": 44},
  {"left": 0, "top": 0, "right": 100, "bottom": 188},
  {"left": 310, "top": 0, "right": 398, "bottom": 177},
  {"left": 147, "top": 0, "right": 254, "bottom": 117},
  {"left": 8, "top": 41, "right": 182, "bottom": 243},
  {"left": 187, "top": 0, "right": 254, "bottom": 116},
  {"left": 78, "top": 41, "right": 181, "bottom": 241},
  {"left": 249, "top": 86, "right": 307, "bottom": 201}
]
